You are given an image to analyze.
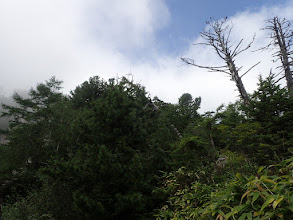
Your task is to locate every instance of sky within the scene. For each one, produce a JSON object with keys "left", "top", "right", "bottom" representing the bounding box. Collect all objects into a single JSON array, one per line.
[{"left": 0, "top": 0, "right": 292, "bottom": 112}]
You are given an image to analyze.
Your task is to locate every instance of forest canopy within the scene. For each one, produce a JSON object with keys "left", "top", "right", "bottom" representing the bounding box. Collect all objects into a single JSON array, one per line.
[{"left": 0, "top": 16, "right": 293, "bottom": 220}]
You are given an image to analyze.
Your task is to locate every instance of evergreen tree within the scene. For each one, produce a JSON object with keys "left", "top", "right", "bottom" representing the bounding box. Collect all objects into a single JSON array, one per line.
[
  {"left": 13, "top": 76, "right": 174, "bottom": 219},
  {"left": 0, "top": 77, "right": 67, "bottom": 200},
  {"left": 218, "top": 74, "right": 293, "bottom": 164}
]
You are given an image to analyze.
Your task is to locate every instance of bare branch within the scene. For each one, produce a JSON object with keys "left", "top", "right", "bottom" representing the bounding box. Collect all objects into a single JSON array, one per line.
[
  {"left": 237, "top": 66, "right": 243, "bottom": 72},
  {"left": 181, "top": 58, "right": 231, "bottom": 74},
  {"left": 233, "top": 34, "right": 256, "bottom": 57},
  {"left": 211, "top": 43, "right": 227, "bottom": 60},
  {"left": 240, "top": 62, "right": 261, "bottom": 78},
  {"left": 231, "top": 39, "right": 244, "bottom": 56},
  {"left": 182, "top": 18, "right": 254, "bottom": 104},
  {"left": 275, "top": 75, "right": 286, "bottom": 83},
  {"left": 261, "top": 17, "right": 293, "bottom": 95}
]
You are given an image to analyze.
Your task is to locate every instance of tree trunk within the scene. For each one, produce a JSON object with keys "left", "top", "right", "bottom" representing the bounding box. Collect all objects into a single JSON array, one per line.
[
  {"left": 226, "top": 56, "right": 250, "bottom": 105},
  {"left": 272, "top": 17, "right": 293, "bottom": 96}
]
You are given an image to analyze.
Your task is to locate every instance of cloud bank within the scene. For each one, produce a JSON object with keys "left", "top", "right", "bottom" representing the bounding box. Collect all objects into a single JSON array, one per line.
[{"left": 0, "top": 0, "right": 292, "bottom": 112}]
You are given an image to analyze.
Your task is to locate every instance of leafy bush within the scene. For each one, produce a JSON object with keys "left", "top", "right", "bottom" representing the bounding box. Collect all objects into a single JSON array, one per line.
[{"left": 156, "top": 156, "right": 293, "bottom": 219}]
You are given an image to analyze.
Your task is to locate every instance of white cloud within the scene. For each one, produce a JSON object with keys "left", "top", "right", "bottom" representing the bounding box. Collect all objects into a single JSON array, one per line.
[
  {"left": 0, "top": 0, "right": 169, "bottom": 94},
  {"left": 0, "top": 0, "right": 84, "bottom": 90},
  {"left": 84, "top": 0, "right": 169, "bottom": 51},
  {"left": 0, "top": 0, "right": 292, "bottom": 113}
]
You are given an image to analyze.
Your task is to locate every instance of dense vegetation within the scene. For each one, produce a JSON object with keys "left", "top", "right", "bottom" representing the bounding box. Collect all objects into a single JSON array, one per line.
[
  {"left": 1, "top": 17, "right": 293, "bottom": 220},
  {"left": 0, "top": 73, "right": 292, "bottom": 219}
]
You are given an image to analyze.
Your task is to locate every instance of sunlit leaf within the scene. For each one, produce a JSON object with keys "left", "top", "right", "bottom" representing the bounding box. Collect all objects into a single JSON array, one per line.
[
  {"left": 263, "top": 178, "right": 277, "bottom": 185},
  {"left": 257, "top": 166, "right": 264, "bottom": 174},
  {"left": 272, "top": 196, "right": 283, "bottom": 209},
  {"left": 240, "top": 190, "right": 251, "bottom": 204},
  {"left": 260, "top": 196, "right": 274, "bottom": 212}
]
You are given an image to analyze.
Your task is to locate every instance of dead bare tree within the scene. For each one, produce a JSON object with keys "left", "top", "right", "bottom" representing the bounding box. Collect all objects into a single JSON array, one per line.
[
  {"left": 182, "top": 18, "right": 260, "bottom": 105},
  {"left": 260, "top": 17, "right": 293, "bottom": 96}
]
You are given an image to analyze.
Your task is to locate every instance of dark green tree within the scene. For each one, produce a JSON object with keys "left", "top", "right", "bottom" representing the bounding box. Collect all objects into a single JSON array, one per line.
[
  {"left": 33, "top": 76, "right": 175, "bottom": 219},
  {"left": 218, "top": 73, "right": 293, "bottom": 164},
  {"left": 245, "top": 74, "right": 293, "bottom": 162},
  {"left": 160, "top": 93, "right": 201, "bottom": 135},
  {"left": 0, "top": 77, "right": 73, "bottom": 214}
]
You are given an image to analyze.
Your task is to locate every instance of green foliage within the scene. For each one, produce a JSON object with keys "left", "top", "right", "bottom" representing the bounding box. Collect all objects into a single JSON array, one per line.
[
  {"left": 170, "top": 136, "right": 216, "bottom": 170},
  {"left": 0, "top": 76, "right": 176, "bottom": 219},
  {"left": 156, "top": 156, "right": 293, "bottom": 220},
  {"left": 217, "top": 74, "right": 293, "bottom": 164},
  {"left": 155, "top": 167, "right": 213, "bottom": 220},
  {"left": 244, "top": 74, "right": 293, "bottom": 161},
  {"left": 157, "top": 93, "right": 201, "bottom": 135},
  {"left": 246, "top": 74, "right": 291, "bottom": 122},
  {"left": 0, "top": 77, "right": 68, "bottom": 204},
  {"left": 1, "top": 77, "right": 63, "bottom": 128},
  {"left": 2, "top": 180, "right": 74, "bottom": 220},
  {"left": 217, "top": 102, "right": 246, "bottom": 128},
  {"left": 66, "top": 77, "right": 173, "bottom": 218},
  {"left": 155, "top": 73, "right": 293, "bottom": 219},
  {"left": 70, "top": 76, "right": 107, "bottom": 108},
  {"left": 1, "top": 71, "right": 293, "bottom": 220}
]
